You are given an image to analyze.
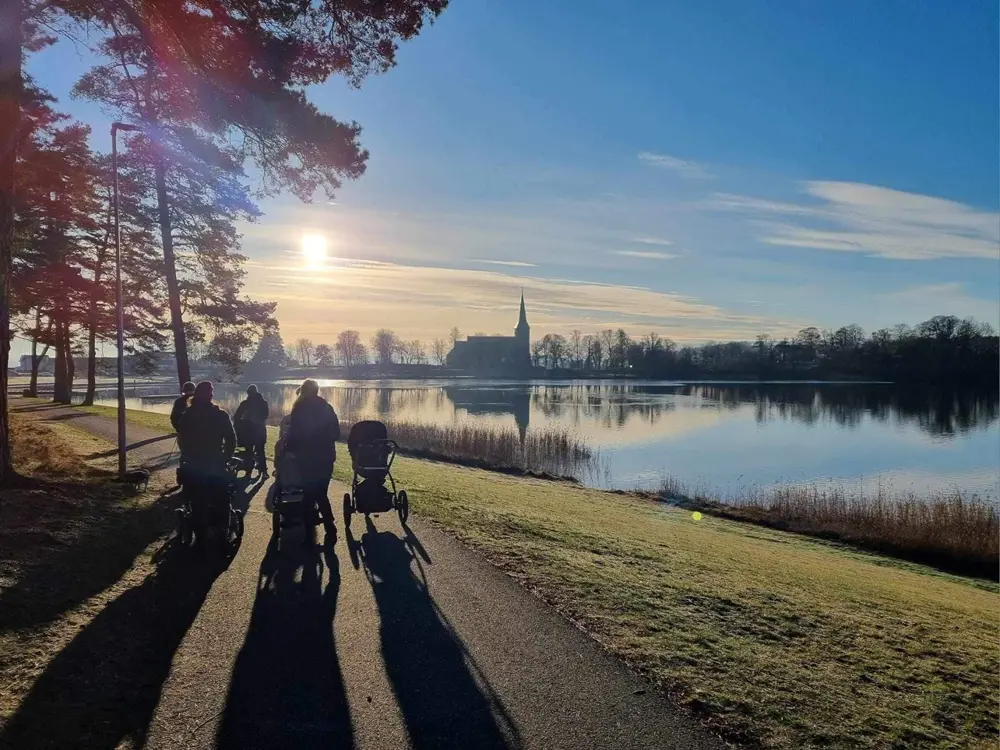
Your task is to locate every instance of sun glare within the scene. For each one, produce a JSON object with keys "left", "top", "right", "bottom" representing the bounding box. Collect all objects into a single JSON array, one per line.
[{"left": 301, "top": 234, "right": 328, "bottom": 268}]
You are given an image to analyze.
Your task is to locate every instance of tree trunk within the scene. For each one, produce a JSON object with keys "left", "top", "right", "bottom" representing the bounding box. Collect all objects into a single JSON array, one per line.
[
  {"left": 52, "top": 319, "right": 71, "bottom": 404},
  {"left": 65, "top": 323, "right": 74, "bottom": 393},
  {"left": 154, "top": 161, "right": 190, "bottom": 387},
  {"left": 83, "top": 243, "right": 108, "bottom": 405},
  {"left": 0, "top": 0, "right": 22, "bottom": 482}
]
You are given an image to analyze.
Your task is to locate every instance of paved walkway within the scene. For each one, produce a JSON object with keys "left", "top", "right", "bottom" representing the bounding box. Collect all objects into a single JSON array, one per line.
[{"left": 7, "top": 401, "right": 725, "bottom": 750}]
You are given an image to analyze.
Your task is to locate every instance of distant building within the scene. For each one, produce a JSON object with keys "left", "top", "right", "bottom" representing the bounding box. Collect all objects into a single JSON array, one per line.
[
  {"left": 18, "top": 354, "right": 52, "bottom": 373},
  {"left": 447, "top": 292, "right": 532, "bottom": 373}
]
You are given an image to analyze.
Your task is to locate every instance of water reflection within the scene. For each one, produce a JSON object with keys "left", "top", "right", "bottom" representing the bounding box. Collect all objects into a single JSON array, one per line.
[{"left": 90, "top": 380, "right": 998, "bottom": 494}]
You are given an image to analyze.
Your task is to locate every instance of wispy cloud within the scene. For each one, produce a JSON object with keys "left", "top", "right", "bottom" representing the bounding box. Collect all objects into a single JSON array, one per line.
[
  {"left": 637, "top": 151, "right": 712, "bottom": 180},
  {"left": 247, "top": 261, "right": 799, "bottom": 343},
  {"left": 473, "top": 259, "right": 538, "bottom": 267},
  {"left": 612, "top": 250, "right": 677, "bottom": 260},
  {"left": 630, "top": 236, "right": 674, "bottom": 246},
  {"left": 713, "top": 182, "right": 1000, "bottom": 261}
]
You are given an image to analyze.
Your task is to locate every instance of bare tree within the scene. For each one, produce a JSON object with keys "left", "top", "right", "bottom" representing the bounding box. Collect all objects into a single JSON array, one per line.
[
  {"left": 569, "top": 329, "right": 584, "bottom": 369},
  {"left": 296, "top": 338, "right": 314, "bottom": 366},
  {"left": 531, "top": 340, "right": 545, "bottom": 368},
  {"left": 431, "top": 337, "right": 447, "bottom": 365},
  {"left": 335, "top": 330, "right": 366, "bottom": 368},
  {"left": 406, "top": 339, "right": 426, "bottom": 364},
  {"left": 543, "top": 333, "right": 567, "bottom": 369},
  {"left": 314, "top": 343, "right": 334, "bottom": 367},
  {"left": 599, "top": 329, "right": 616, "bottom": 369},
  {"left": 449, "top": 326, "right": 462, "bottom": 346},
  {"left": 371, "top": 329, "right": 398, "bottom": 367}
]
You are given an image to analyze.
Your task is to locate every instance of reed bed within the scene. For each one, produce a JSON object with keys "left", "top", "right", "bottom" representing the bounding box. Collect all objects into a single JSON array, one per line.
[
  {"left": 660, "top": 478, "right": 999, "bottom": 578},
  {"left": 340, "top": 418, "right": 599, "bottom": 480}
]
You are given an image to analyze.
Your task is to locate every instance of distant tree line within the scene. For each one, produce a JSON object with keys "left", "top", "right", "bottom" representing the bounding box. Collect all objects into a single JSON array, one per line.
[
  {"left": 247, "top": 328, "right": 451, "bottom": 372},
  {"left": 529, "top": 316, "right": 998, "bottom": 385}
]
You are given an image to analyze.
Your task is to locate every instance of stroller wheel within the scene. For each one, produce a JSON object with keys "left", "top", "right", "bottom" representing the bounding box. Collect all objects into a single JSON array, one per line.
[
  {"left": 175, "top": 508, "right": 191, "bottom": 546},
  {"left": 343, "top": 493, "right": 352, "bottom": 530},
  {"left": 397, "top": 490, "right": 410, "bottom": 525}
]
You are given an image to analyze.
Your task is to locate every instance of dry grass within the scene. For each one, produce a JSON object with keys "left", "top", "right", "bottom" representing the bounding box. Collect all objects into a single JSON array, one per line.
[
  {"left": 659, "top": 480, "right": 999, "bottom": 578},
  {"left": 378, "top": 457, "right": 999, "bottom": 749},
  {"left": 0, "top": 412, "right": 174, "bottom": 728},
  {"left": 341, "top": 417, "right": 600, "bottom": 480}
]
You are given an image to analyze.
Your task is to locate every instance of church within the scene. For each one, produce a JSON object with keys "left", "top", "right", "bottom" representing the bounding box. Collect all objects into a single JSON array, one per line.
[{"left": 446, "top": 292, "right": 532, "bottom": 373}]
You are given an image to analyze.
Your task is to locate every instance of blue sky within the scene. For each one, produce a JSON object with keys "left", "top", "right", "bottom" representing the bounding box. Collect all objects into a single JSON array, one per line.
[{"left": 27, "top": 0, "right": 1000, "bottom": 346}]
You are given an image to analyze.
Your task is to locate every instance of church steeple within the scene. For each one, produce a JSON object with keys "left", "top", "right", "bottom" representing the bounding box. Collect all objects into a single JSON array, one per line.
[{"left": 515, "top": 289, "right": 529, "bottom": 336}]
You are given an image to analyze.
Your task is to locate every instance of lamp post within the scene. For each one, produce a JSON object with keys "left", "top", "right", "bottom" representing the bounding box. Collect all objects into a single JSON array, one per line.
[{"left": 111, "top": 122, "right": 140, "bottom": 479}]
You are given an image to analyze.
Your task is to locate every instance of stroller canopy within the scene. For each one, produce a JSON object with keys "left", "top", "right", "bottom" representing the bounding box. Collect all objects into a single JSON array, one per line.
[{"left": 348, "top": 420, "right": 389, "bottom": 458}]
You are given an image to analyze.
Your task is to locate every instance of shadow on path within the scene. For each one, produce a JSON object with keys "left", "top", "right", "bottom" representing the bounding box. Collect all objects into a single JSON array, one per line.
[
  {"left": 217, "top": 539, "right": 353, "bottom": 749},
  {"left": 0, "top": 545, "right": 222, "bottom": 749},
  {"left": 350, "top": 517, "right": 521, "bottom": 749},
  {"left": 84, "top": 434, "right": 178, "bottom": 460}
]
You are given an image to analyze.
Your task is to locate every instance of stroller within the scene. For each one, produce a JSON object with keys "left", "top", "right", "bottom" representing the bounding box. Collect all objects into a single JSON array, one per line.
[
  {"left": 175, "top": 457, "right": 245, "bottom": 554},
  {"left": 269, "top": 449, "right": 327, "bottom": 548},
  {"left": 343, "top": 420, "right": 409, "bottom": 529},
  {"left": 232, "top": 419, "right": 259, "bottom": 476}
]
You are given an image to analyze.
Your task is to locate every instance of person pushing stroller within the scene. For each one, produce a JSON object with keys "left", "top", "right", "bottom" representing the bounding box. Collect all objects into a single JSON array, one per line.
[
  {"left": 282, "top": 379, "right": 339, "bottom": 539},
  {"left": 234, "top": 384, "right": 269, "bottom": 477},
  {"left": 177, "top": 381, "right": 237, "bottom": 547}
]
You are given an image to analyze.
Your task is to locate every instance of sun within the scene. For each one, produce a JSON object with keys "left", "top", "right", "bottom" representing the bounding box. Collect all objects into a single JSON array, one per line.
[{"left": 301, "top": 234, "right": 328, "bottom": 268}]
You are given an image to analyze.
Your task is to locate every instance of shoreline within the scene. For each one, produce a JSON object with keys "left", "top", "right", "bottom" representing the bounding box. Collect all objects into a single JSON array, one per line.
[{"left": 64, "top": 398, "right": 998, "bottom": 581}]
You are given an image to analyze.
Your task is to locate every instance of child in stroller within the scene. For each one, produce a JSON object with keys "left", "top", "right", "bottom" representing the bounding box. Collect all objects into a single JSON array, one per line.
[{"left": 342, "top": 420, "right": 409, "bottom": 528}]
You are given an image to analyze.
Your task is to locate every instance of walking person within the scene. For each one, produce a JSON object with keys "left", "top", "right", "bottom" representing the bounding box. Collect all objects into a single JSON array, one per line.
[
  {"left": 234, "top": 384, "right": 270, "bottom": 478},
  {"left": 170, "top": 381, "right": 196, "bottom": 488},
  {"left": 170, "top": 381, "right": 196, "bottom": 434},
  {"left": 177, "top": 381, "right": 237, "bottom": 546},
  {"left": 285, "top": 379, "right": 340, "bottom": 540}
]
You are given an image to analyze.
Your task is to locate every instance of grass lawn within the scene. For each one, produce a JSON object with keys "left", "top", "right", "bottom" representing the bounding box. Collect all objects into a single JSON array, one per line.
[
  {"left": 73, "top": 403, "right": 1000, "bottom": 747},
  {"left": 0, "top": 412, "right": 176, "bottom": 728}
]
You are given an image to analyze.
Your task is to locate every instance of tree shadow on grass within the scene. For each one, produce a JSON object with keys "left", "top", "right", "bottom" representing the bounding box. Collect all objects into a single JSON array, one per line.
[
  {"left": 0, "top": 476, "right": 180, "bottom": 634},
  {"left": 349, "top": 517, "right": 521, "bottom": 749},
  {"left": 0, "top": 543, "right": 223, "bottom": 749},
  {"left": 83, "top": 434, "right": 178, "bottom": 460},
  {"left": 8, "top": 402, "right": 66, "bottom": 414},
  {"left": 216, "top": 539, "right": 353, "bottom": 749}
]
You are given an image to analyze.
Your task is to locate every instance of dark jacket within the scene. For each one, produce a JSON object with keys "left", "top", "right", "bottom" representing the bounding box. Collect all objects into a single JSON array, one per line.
[
  {"left": 170, "top": 394, "right": 191, "bottom": 433},
  {"left": 178, "top": 399, "right": 236, "bottom": 473},
  {"left": 286, "top": 394, "right": 340, "bottom": 481},
  {"left": 234, "top": 392, "right": 269, "bottom": 444}
]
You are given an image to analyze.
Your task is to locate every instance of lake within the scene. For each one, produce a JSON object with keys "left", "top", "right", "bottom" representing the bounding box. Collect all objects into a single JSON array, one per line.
[{"left": 88, "top": 379, "right": 999, "bottom": 499}]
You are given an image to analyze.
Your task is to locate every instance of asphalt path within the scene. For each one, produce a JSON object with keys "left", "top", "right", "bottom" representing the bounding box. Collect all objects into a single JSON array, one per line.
[{"left": 10, "top": 401, "right": 725, "bottom": 750}]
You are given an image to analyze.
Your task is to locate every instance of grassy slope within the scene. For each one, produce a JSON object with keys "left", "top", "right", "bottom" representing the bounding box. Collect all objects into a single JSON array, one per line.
[
  {"left": 0, "top": 414, "right": 175, "bottom": 725},
  {"left": 84, "top": 404, "right": 998, "bottom": 748}
]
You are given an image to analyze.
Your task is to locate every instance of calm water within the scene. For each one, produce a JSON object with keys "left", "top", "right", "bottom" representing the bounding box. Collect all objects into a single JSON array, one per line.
[{"left": 88, "top": 379, "right": 999, "bottom": 498}]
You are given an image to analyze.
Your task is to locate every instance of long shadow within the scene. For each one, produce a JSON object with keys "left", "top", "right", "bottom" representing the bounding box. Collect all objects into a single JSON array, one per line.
[
  {"left": 38, "top": 412, "right": 88, "bottom": 422},
  {"left": 0, "top": 478, "right": 179, "bottom": 633},
  {"left": 84, "top": 434, "right": 177, "bottom": 460},
  {"left": 0, "top": 544, "right": 221, "bottom": 749},
  {"left": 351, "top": 517, "right": 521, "bottom": 749},
  {"left": 230, "top": 474, "right": 266, "bottom": 515},
  {"left": 9, "top": 402, "right": 66, "bottom": 413},
  {"left": 216, "top": 539, "right": 353, "bottom": 749}
]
